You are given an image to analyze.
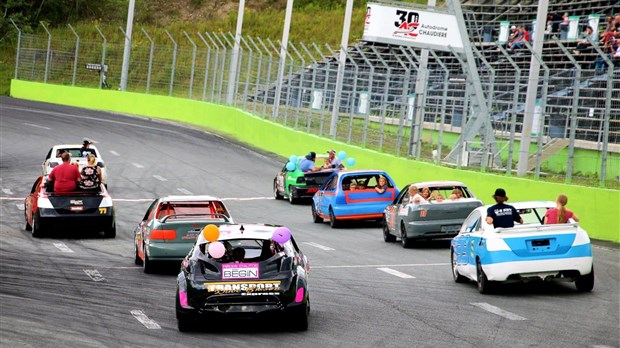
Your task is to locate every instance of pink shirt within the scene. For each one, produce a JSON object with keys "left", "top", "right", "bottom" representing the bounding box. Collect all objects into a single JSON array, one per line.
[{"left": 544, "top": 208, "right": 574, "bottom": 224}]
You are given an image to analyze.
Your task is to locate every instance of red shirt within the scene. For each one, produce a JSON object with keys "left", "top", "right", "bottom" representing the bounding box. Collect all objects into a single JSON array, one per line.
[
  {"left": 544, "top": 208, "right": 574, "bottom": 224},
  {"left": 48, "top": 162, "right": 80, "bottom": 192}
]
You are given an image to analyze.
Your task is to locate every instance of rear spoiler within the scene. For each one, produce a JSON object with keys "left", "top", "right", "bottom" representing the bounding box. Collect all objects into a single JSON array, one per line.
[
  {"left": 303, "top": 170, "right": 337, "bottom": 178},
  {"left": 159, "top": 213, "right": 231, "bottom": 223},
  {"left": 494, "top": 222, "right": 580, "bottom": 234}
]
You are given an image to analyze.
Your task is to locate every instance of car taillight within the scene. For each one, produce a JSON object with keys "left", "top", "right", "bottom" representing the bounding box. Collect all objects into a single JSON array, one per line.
[
  {"left": 295, "top": 288, "right": 304, "bottom": 303},
  {"left": 179, "top": 289, "right": 190, "bottom": 308},
  {"left": 150, "top": 229, "right": 176, "bottom": 240}
]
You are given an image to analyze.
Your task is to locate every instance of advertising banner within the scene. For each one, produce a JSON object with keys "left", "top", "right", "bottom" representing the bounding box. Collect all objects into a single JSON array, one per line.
[{"left": 363, "top": 3, "right": 464, "bottom": 52}]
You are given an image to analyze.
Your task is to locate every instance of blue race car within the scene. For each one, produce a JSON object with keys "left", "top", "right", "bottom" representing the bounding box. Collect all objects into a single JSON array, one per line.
[
  {"left": 451, "top": 201, "right": 594, "bottom": 294},
  {"left": 311, "top": 170, "right": 399, "bottom": 228}
]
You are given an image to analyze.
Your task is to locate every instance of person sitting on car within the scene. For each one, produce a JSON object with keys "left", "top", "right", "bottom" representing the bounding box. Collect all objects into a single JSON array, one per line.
[
  {"left": 349, "top": 182, "right": 358, "bottom": 190},
  {"left": 232, "top": 247, "right": 246, "bottom": 263},
  {"left": 80, "top": 138, "right": 96, "bottom": 157},
  {"left": 451, "top": 188, "right": 464, "bottom": 199},
  {"left": 408, "top": 185, "right": 426, "bottom": 204},
  {"left": 485, "top": 188, "right": 523, "bottom": 228},
  {"left": 322, "top": 149, "right": 343, "bottom": 170},
  {"left": 299, "top": 152, "right": 319, "bottom": 172},
  {"left": 79, "top": 153, "right": 102, "bottom": 190},
  {"left": 48, "top": 152, "right": 81, "bottom": 193},
  {"left": 374, "top": 176, "right": 388, "bottom": 194}
]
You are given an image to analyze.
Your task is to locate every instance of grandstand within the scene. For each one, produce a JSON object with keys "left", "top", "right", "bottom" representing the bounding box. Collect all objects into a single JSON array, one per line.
[{"left": 256, "top": 0, "right": 619, "bottom": 149}]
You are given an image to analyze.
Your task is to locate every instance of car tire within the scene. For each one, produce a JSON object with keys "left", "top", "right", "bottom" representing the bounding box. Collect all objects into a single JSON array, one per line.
[
  {"left": 451, "top": 249, "right": 467, "bottom": 283},
  {"left": 575, "top": 266, "right": 594, "bottom": 292},
  {"left": 288, "top": 186, "right": 297, "bottom": 204},
  {"left": 274, "top": 180, "right": 283, "bottom": 200},
  {"left": 383, "top": 218, "right": 396, "bottom": 242},
  {"left": 24, "top": 211, "right": 32, "bottom": 232},
  {"left": 477, "top": 259, "right": 494, "bottom": 294},
  {"left": 312, "top": 204, "right": 323, "bottom": 223},
  {"left": 143, "top": 246, "right": 155, "bottom": 274},
  {"left": 400, "top": 222, "right": 411, "bottom": 248},
  {"left": 290, "top": 303, "right": 309, "bottom": 331},
  {"left": 134, "top": 242, "right": 143, "bottom": 266},
  {"left": 103, "top": 222, "right": 116, "bottom": 238},
  {"left": 32, "top": 212, "right": 43, "bottom": 238},
  {"left": 176, "top": 293, "right": 197, "bottom": 332},
  {"left": 329, "top": 207, "right": 339, "bottom": 228}
]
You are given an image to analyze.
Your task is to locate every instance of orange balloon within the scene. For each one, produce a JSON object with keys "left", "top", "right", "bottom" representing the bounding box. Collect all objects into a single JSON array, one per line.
[{"left": 202, "top": 224, "right": 220, "bottom": 242}]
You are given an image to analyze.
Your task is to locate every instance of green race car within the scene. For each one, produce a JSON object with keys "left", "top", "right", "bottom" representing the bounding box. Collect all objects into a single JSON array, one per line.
[{"left": 273, "top": 154, "right": 336, "bottom": 204}]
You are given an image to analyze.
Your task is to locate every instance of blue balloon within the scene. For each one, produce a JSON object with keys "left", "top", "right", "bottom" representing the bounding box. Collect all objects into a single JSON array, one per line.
[
  {"left": 346, "top": 157, "right": 356, "bottom": 167},
  {"left": 286, "top": 161, "right": 296, "bottom": 171},
  {"left": 289, "top": 155, "right": 298, "bottom": 163},
  {"left": 337, "top": 151, "right": 347, "bottom": 160}
]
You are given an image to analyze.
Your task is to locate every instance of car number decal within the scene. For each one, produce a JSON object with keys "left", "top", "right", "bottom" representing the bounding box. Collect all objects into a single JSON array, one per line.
[{"left": 99, "top": 208, "right": 107, "bottom": 214}]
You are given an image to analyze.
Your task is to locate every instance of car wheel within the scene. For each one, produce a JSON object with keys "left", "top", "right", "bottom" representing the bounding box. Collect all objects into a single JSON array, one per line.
[
  {"left": 134, "top": 242, "right": 143, "bottom": 266},
  {"left": 312, "top": 204, "right": 323, "bottom": 223},
  {"left": 329, "top": 207, "right": 339, "bottom": 228},
  {"left": 274, "top": 180, "right": 283, "bottom": 200},
  {"left": 400, "top": 222, "right": 411, "bottom": 248},
  {"left": 103, "top": 222, "right": 116, "bottom": 238},
  {"left": 288, "top": 186, "right": 297, "bottom": 204},
  {"left": 24, "top": 211, "right": 32, "bottom": 232},
  {"left": 383, "top": 218, "right": 396, "bottom": 242},
  {"left": 290, "top": 303, "right": 309, "bottom": 331},
  {"left": 476, "top": 259, "right": 494, "bottom": 294},
  {"left": 32, "top": 212, "right": 43, "bottom": 238},
  {"left": 143, "top": 246, "right": 155, "bottom": 274},
  {"left": 176, "top": 293, "right": 197, "bottom": 332},
  {"left": 451, "top": 249, "right": 467, "bottom": 283},
  {"left": 575, "top": 266, "right": 594, "bottom": 292}
]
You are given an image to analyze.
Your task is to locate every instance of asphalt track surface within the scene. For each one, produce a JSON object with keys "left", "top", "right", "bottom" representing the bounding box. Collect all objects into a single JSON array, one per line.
[{"left": 1, "top": 96, "right": 618, "bottom": 348}]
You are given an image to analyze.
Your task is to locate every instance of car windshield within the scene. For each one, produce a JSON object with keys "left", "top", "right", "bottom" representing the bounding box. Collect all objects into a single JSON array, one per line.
[
  {"left": 193, "top": 238, "right": 286, "bottom": 263},
  {"left": 342, "top": 174, "right": 391, "bottom": 190}
]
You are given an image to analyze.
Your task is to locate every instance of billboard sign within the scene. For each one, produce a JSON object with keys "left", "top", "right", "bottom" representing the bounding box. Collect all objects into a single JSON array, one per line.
[{"left": 363, "top": 3, "right": 464, "bottom": 52}]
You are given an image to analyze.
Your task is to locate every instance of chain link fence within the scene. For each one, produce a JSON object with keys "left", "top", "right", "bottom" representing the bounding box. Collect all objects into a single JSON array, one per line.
[{"left": 9, "top": 21, "right": 620, "bottom": 187}]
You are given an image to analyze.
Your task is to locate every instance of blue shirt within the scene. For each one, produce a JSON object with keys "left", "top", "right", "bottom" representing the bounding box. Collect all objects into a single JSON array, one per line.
[{"left": 298, "top": 158, "right": 315, "bottom": 172}]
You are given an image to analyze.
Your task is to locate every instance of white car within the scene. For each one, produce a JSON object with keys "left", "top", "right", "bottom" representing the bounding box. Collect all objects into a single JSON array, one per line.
[
  {"left": 42, "top": 144, "right": 108, "bottom": 186},
  {"left": 450, "top": 201, "right": 594, "bottom": 294}
]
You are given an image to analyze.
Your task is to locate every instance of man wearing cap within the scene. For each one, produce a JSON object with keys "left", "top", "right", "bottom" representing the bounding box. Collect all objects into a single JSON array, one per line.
[
  {"left": 485, "top": 188, "right": 523, "bottom": 228},
  {"left": 299, "top": 152, "right": 318, "bottom": 172},
  {"left": 80, "top": 139, "right": 96, "bottom": 157},
  {"left": 323, "top": 149, "right": 342, "bottom": 169}
]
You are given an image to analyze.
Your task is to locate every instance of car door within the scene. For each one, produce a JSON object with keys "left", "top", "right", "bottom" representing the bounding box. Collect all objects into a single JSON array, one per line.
[
  {"left": 319, "top": 175, "right": 338, "bottom": 215},
  {"left": 275, "top": 163, "right": 287, "bottom": 194},
  {"left": 459, "top": 210, "right": 482, "bottom": 279},
  {"left": 137, "top": 199, "right": 159, "bottom": 254},
  {"left": 386, "top": 185, "right": 409, "bottom": 233},
  {"left": 25, "top": 177, "right": 43, "bottom": 224}
]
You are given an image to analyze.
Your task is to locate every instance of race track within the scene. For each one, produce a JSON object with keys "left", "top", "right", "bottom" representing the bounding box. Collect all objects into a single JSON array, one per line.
[{"left": 1, "top": 97, "right": 618, "bottom": 348}]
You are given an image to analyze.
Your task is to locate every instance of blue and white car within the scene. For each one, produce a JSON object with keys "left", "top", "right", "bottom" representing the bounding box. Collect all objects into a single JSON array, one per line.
[{"left": 450, "top": 201, "right": 594, "bottom": 294}]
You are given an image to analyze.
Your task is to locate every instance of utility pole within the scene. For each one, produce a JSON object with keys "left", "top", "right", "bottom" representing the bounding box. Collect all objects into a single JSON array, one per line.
[{"left": 120, "top": 0, "right": 135, "bottom": 91}]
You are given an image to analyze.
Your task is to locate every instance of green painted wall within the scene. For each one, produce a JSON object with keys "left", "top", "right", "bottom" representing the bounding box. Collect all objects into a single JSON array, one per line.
[{"left": 10, "top": 80, "right": 620, "bottom": 243}]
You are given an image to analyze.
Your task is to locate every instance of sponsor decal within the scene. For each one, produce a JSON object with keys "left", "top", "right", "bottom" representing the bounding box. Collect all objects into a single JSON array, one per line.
[
  {"left": 222, "top": 263, "right": 260, "bottom": 280},
  {"left": 393, "top": 9, "right": 420, "bottom": 38},
  {"left": 70, "top": 200, "right": 83, "bottom": 205},
  {"left": 205, "top": 281, "right": 281, "bottom": 295}
]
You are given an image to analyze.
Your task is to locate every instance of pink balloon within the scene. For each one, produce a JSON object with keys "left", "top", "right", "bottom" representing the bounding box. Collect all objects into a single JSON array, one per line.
[
  {"left": 272, "top": 226, "right": 292, "bottom": 244},
  {"left": 208, "top": 241, "right": 226, "bottom": 258}
]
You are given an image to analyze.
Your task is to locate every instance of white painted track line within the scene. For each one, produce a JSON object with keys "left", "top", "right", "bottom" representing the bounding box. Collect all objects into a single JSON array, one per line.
[
  {"left": 83, "top": 269, "right": 105, "bottom": 282},
  {"left": 130, "top": 310, "right": 161, "bottom": 329},
  {"left": 177, "top": 188, "right": 192, "bottom": 195},
  {"left": 377, "top": 267, "right": 416, "bottom": 279},
  {"left": 471, "top": 302, "right": 527, "bottom": 321},
  {"left": 53, "top": 243, "right": 74, "bottom": 253},
  {"left": 23, "top": 122, "right": 51, "bottom": 130},
  {"left": 152, "top": 175, "right": 167, "bottom": 181},
  {"left": 312, "top": 263, "right": 449, "bottom": 269},
  {"left": 132, "top": 163, "right": 144, "bottom": 168},
  {"left": 109, "top": 150, "right": 120, "bottom": 156},
  {"left": 303, "top": 242, "right": 335, "bottom": 251},
  {"left": 2, "top": 188, "right": 13, "bottom": 195}
]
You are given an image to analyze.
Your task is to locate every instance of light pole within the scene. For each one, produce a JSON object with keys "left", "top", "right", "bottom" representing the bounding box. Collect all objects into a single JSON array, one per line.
[
  {"left": 272, "top": 0, "right": 294, "bottom": 120},
  {"left": 120, "top": 0, "right": 135, "bottom": 91},
  {"left": 227, "top": 0, "right": 245, "bottom": 105}
]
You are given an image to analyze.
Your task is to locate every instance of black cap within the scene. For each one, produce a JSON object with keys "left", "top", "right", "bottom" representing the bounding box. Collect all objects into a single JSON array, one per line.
[
  {"left": 306, "top": 151, "right": 316, "bottom": 160},
  {"left": 493, "top": 188, "right": 507, "bottom": 198}
]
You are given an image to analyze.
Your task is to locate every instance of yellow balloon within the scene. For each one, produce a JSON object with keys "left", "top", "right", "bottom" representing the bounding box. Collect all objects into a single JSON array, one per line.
[{"left": 202, "top": 224, "right": 220, "bottom": 242}]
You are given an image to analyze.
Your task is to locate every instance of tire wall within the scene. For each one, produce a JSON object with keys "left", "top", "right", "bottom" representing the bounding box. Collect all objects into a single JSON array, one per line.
[{"left": 10, "top": 80, "right": 620, "bottom": 243}]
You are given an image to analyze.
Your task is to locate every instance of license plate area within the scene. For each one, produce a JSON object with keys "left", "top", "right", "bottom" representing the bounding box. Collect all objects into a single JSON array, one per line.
[
  {"left": 70, "top": 206, "right": 84, "bottom": 212},
  {"left": 440, "top": 225, "right": 460, "bottom": 233},
  {"left": 527, "top": 238, "right": 556, "bottom": 253}
]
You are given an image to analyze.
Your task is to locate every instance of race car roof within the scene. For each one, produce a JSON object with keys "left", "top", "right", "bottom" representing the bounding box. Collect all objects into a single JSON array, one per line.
[
  {"left": 160, "top": 195, "right": 222, "bottom": 202},
  {"left": 194, "top": 223, "right": 283, "bottom": 245}
]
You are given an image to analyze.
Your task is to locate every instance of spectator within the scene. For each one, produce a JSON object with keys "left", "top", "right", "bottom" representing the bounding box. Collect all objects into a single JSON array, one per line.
[
  {"left": 543, "top": 194, "right": 579, "bottom": 224},
  {"left": 507, "top": 25, "right": 521, "bottom": 49},
  {"left": 78, "top": 153, "right": 102, "bottom": 190},
  {"left": 80, "top": 138, "right": 96, "bottom": 157},
  {"left": 559, "top": 13, "right": 570, "bottom": 39},
  {"left": 510, "top": 25, "right": 527, "bottom": 50},
  {"left": 604, "top": 16, "right": 614, "bottom": 31},
  {"left": 48, "top": 152, "right": 80, "bottom": 192},
  {"left": 323, "top": 149, "right": 342, "bottom": 169},
  {"left": 573, "top": 26, "right": 596, "bottom": 54},
  {"left": 298, "top": 152, "right": 318, "bottom": 172},
  {"left": 485, "top": 188, "right": 523, "bottom": 228},
  {"left": 547, "top": 13, "right": 563, "bottom": 33}
]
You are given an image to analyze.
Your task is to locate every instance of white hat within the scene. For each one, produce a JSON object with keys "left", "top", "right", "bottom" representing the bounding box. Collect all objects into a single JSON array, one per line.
[{"left": 511, "top": 25, "right": 516, "bottom": 30}]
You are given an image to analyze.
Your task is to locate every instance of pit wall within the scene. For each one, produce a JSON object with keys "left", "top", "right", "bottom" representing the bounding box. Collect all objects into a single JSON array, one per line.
[{"left": 10, "top": 80, "right": 620, "bottom": 243}]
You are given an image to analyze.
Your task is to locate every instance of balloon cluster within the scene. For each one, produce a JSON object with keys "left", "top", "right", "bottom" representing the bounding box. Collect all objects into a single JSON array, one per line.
[
  {"left": 286, "top": 155, "right": 298, "bottom": 171},
  {"left": 335, "top": 150, "right": 356, "bottom": 167},
  {"left": 202, "top": 224, "right": 226, "bottom": 258},
  {"left": 272, "top": 226, "right": 292, "bottom": 244}
]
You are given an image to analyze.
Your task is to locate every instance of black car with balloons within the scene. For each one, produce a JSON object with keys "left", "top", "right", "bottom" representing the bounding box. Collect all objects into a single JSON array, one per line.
[{"left": 175, "top": 223, "right": 311, "bottom": 331}]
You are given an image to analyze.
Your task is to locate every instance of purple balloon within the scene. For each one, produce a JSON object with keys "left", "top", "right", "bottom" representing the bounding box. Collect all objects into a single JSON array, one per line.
[
  {"left": 272, "top": 226, "right": 292, "bottom": 244},
  {"left": 208, "top": 241, "right": 226, "bottom": 258}
]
